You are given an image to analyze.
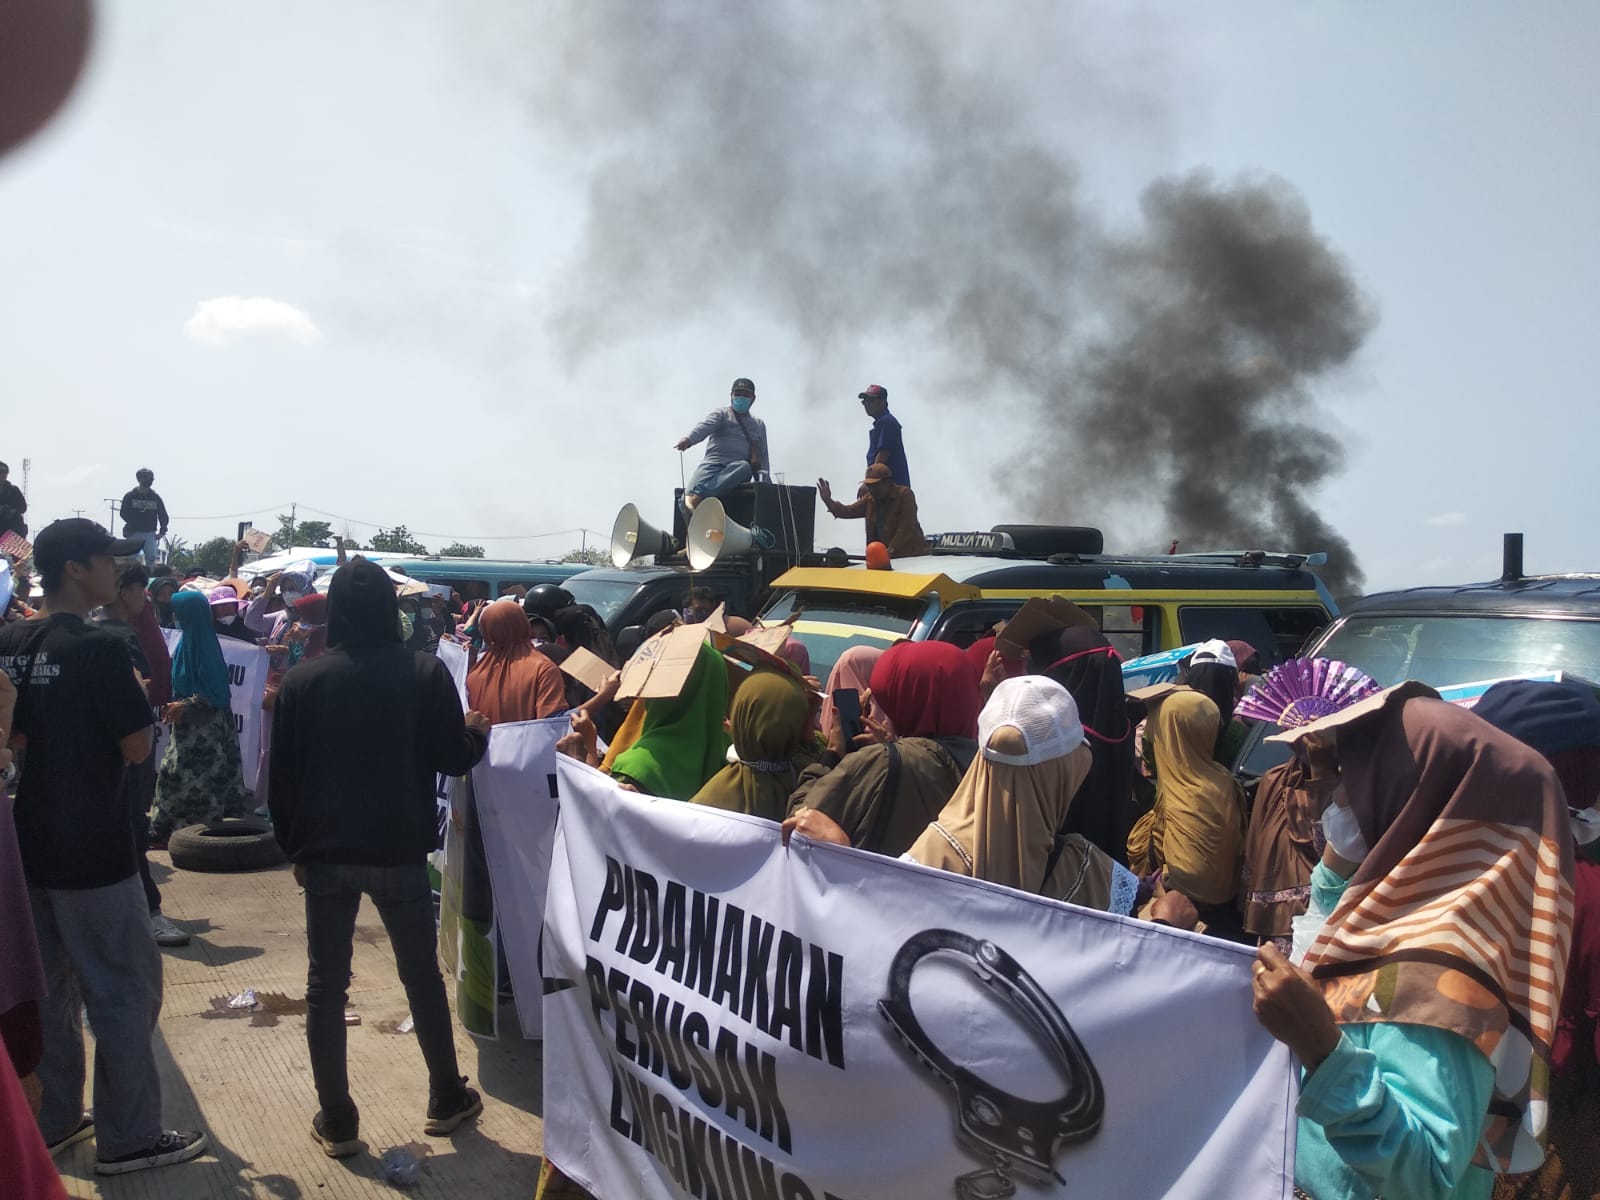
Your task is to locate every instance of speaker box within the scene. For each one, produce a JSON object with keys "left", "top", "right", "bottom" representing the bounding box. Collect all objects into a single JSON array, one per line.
[{"left": 672, "top": 482, "right": 816, "bottom": 561}]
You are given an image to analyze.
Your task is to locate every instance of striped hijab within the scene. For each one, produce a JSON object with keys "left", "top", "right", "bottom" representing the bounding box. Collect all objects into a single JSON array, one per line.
[{"left": 1306, "top": 695, "right": 1573, "bottom": 1174}]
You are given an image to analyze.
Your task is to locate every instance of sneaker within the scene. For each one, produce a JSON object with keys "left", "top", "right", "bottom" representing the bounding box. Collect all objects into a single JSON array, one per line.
[
  {"left": 47, "top": 1113, "right": 94, "bottom": 1156},
  {"left": 310, "top": 1109, "right": 361, "bottom": 1158},
  {"left": 424, "top": 1078, "right": 483, "bottom": 1135},
  {"left": 151, "top": 912, "right": 191, "bottom": 947},
  {"left": 95, "top": 1130, "right": 208, "bottom": 1175}
]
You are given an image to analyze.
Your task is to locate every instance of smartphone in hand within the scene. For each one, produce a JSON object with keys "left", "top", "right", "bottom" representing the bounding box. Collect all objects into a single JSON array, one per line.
[{"left": 832, "top": 687, "right": 863, "bottom": 749}]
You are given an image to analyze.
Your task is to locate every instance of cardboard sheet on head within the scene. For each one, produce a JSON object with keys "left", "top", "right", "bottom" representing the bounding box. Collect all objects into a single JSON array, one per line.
[{"left": 995, "top": 595, "right": 1100, "bottom": 660}]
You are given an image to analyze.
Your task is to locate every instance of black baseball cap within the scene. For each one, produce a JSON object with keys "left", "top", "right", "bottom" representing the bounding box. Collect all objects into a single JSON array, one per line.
[
  {"left": 730, "top": 377, "right": 756, "bottom": 397},
  {"left": 858, "top": 384, "right": 888, "bottom": 402},
  {"left": 33, "top": 519, "right": 142, "bottom": 577}
]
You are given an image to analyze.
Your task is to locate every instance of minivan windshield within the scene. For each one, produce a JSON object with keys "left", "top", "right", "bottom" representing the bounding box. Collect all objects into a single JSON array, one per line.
[
  {"left": 563, "top": 578, "right": 642, "bottom": 625},
  {"left": 1312, "top": 613, "right": 1600, "bottom": 689},
  {"left": 1236, "top": 612, "right": 1600, "bottom": 779}
]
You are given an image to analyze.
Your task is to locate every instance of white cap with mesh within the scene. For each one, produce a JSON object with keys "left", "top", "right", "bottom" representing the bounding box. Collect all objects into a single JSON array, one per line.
[
  {"left": 1187, "top": 638, "right": 1237, "bottom": 669},
  {"left": 978, "top": 676, "right": 1088, "bottom": 766}
]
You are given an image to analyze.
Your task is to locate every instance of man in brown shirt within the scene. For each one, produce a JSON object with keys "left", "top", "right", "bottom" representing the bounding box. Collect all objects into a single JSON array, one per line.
[{"left": 816, "top": 463, "right": 931, "bottom": 558}]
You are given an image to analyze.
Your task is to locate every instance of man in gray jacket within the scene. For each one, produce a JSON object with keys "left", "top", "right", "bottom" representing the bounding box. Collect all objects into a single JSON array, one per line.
[{"left": 673, "top": 377, "right": 770, "bottom": 512}]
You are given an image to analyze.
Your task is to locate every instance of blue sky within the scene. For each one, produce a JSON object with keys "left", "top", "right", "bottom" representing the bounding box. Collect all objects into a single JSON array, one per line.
[{"left": 2, "top": 3, "right": 1594, "bottom": 590}]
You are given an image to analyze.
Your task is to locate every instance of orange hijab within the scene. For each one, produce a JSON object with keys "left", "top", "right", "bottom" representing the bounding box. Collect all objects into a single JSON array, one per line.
[{"left": 466, "top": 601, "right": 566, "bottom": 724}]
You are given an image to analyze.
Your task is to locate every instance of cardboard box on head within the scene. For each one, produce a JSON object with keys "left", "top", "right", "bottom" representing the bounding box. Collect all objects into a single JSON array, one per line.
[
  {"left": 994, "top": 596, "right": 1100, "bottom": 661},
  {"left": 615, "top": 622, "right": 712, "bottom": 701},
  {"left": 735, "top": 624, "right": 793, "bottom": 657}
]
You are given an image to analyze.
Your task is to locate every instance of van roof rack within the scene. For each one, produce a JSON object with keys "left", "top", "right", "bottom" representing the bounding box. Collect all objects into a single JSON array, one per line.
[{"left": 1164, "top": 550, "right": 1328, "bottom": 569}]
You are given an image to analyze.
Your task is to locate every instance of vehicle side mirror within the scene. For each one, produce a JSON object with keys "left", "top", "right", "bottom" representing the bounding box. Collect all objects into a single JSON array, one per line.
[{"left": 615, "top": 625, "right": 646, "bottom": 662}]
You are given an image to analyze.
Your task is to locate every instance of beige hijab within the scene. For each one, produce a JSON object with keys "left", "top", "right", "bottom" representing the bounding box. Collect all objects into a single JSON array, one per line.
[{"left": 908, "top": 725, "right": 1093, "bottom": 895}]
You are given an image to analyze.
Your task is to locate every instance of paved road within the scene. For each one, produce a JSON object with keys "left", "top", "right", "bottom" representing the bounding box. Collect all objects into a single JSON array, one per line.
[{"left": 55, "top": 852, "right": 546, "bottom": 1199}]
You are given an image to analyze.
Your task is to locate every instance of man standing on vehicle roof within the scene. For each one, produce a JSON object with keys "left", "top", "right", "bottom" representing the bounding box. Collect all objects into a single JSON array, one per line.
[
  {"left": 858, "top": 384, "right": 909, "bottom": 487},
  {"left": 817, "top": 464, "right": 930, "bottom": 558},
  {"left": 673, "top": 377, "right": 770, "bottom": 513},
  {"left": 118, "top": 469, "right": 168, "bottom": 569}
]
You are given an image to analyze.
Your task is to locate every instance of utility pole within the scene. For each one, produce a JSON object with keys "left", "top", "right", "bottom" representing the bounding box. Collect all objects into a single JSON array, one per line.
[
  {"left": 20, "top": 458, "right": 29, "bottom": 499},
  {"left": 288, "top": 502, "right": 296, "bottom": 549},
  {"left": 103, "top": 497, "right": 121, "bottom": 532}
]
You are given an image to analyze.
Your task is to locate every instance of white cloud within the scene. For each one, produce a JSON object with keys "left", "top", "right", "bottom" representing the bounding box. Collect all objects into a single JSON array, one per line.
[
  {"left": 59, "top": 463, "right": 102, "bottom": 485},
  {"left": 184, "top": 296, "right": 323, "bottom": 347},
  {"left": 1423, "top": 512, "right": 1468, "bottom": 527}
]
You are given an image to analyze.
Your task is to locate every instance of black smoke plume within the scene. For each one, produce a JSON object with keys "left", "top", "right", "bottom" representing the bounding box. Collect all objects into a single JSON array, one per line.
[{"left": 517, "top": 2, "right": 1372, "bottom": 594}]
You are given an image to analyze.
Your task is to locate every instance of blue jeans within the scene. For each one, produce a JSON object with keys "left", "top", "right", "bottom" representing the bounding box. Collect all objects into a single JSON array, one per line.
[
  {"left": 30, "top": 875, "right": 164, "bottom": 1157},
  {"left": 132, "top": 532, "right": 160, "bottom": 567},
  {"left": 685, "top": 459, "right": 752, "bottom": 500},
  {"left": 301, "top": 862, "right": 462, "bottom": 1121}
]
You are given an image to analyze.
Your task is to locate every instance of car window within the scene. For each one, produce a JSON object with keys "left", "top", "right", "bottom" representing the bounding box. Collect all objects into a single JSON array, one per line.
[
  {"left": 929, "top": 602, "right": 1023, "bottom": 649},
  {"left": 1311, "top": 614, "right": 1600, "bottom": 689},
  {"left": 760, "top": 590, "right": 926, "bottom": 632},
  {"left": 1178, "top": 607, "right": 1328, "bottom": 667},
  {"left": 564, "top": 578, "right": 643, "bottom": 625},
  {"left": 1077, "top": 604, "right": 1159, "bottom": 660},
  {"left": 787, "top": 623, "right": 906, "bottom": 685}
]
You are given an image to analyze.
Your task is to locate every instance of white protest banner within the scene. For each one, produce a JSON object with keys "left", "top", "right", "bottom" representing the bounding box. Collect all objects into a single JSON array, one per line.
[
  {"left": 437, "top": 637, "right": 470, "bottom": 707},
  {"left": 160, "top": 630, "right": 270, "bottom": 791},
  {"left": 433, "top": 638, "right": 471, "bottom": 849},
  {"left": 470, "top": 717, "right": 565, "bottom": 1038},
  {"left": 541, "top": 758, "right": 1296, "bottom": 1200}
]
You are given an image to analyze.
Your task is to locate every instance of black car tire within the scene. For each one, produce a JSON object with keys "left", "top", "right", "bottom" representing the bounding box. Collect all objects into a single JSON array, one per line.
[{"left": 167, "top": 819, "right": 286, "bottom": 873}]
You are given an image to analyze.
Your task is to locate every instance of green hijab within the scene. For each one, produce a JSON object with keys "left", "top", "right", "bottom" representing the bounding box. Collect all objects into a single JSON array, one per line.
[
  {"left": 692, "top": 669, "right": 813, "bottom": 821},
  {"left": 610, "top": 641, "right": 731, "bottom": 801}
]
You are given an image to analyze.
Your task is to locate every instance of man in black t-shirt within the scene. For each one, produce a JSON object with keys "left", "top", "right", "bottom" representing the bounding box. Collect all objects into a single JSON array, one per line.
[
  {"left": 117, "top": 469, "right": 168, "bottom": 568},
  {"left": 0, "top": 519, "right": 208, "bottom": 1175}
]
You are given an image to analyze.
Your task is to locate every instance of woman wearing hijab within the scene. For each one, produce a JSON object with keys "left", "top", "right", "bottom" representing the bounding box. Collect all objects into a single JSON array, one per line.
[
  {"left": 152, "top": 591, "right": 244, "bottom": 841},
  {"left": 966, "top": 633, "right": 1026, "bottom": 700},
  {"left": 818, "top": 645, "right": 886, "bottom": 741},
  {"left": 1240, "top": 757, "right": 1332, "bottom": 952},
  {"left": 787, "top": 677, "right": 1139, "bottom": 914},
  {"left": 788, "top": 641, "right": 980, "bottom": 857},
  {"left": 1127, "top": 688, "right": 1246, "bottom": 929},
  {"left": 1251, "top": 689, "right": 1573, "bottom": 1200},
  {"left": 466, "top": 601, "right": 566, "bottom": 724},
  {"left": 1473, "top": 680, "right": 1600, "bottom": 1200},
  {"left": 911, "top": 676, "right": 1138, "bottom": 907},
  {"left": 1028, "top": 624, "right": 1137, "bottom": 863},
  {"left": 691, "top": 670, "right": 813, "bottom": 821},
  {"left": 208, "top": 582, "right": 258, "bottom": 643},
  {"left": 603, "top": 641, "right": 730, "bottom": 800}
]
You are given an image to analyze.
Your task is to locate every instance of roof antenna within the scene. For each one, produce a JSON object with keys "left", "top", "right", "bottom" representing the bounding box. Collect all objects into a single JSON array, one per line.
[{"left": 1501, "top": 532, "right": 1524, "bottom": 583}]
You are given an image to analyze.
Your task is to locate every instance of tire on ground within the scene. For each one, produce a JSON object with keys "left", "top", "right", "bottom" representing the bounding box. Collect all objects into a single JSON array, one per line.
[{"left": 167, "top": 819, "right": 286, "bottom": 873}]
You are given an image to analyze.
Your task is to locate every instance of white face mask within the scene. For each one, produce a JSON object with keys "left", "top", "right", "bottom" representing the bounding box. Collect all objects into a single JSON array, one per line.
[
  {"left": 1321, "top": 799, "right": 1370, "bottom": 864},
  {"left": 1570, "top": 806, "right": 1600, "bottom": 846},
  {"left": 282, "top": 589, "right": 305, "bottom": 605}
]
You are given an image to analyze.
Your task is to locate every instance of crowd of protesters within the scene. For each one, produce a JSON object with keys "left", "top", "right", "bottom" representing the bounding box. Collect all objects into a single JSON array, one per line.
[{"left": 4, "top": 476, "right": 1600, "bottom": 1200}]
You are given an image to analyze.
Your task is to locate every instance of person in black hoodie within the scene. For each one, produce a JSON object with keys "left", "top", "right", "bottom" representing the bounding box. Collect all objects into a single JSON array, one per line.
[{"left": 269, "top": 557, "right": 490, "bottom": 1157}]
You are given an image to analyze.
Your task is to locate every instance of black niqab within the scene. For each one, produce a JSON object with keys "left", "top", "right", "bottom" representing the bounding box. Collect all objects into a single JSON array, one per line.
[
  {"left": 1028, "top": 625, "right": 1137, "bottom": 863},
  {"left": 327, "top": 558, "right": 402, "bottom": 649}
]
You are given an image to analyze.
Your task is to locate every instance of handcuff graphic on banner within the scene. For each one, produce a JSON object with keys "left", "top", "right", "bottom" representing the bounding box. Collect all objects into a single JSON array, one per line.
[{"left": 878, "top": 929, "right": 1105, "bottom": 1199}]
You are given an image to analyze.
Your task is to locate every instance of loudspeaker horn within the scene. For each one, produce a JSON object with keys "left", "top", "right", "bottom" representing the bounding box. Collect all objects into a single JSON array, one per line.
[
  {"left": 686, "top": 498, "right": 756, "bottom": 571},
  {"left": 610, "top": 503, "right": 671, "bottom": 568}
]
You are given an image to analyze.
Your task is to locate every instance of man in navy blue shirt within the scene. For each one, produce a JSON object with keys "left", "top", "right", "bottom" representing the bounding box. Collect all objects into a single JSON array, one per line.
[{"left": 858, "top": 384, "right": 910, "bottom": 486}]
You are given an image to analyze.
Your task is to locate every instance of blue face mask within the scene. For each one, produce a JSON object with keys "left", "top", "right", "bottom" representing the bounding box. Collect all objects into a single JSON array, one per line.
[{"left": 730, "top": 395, "right": 753, "bottom": 414}]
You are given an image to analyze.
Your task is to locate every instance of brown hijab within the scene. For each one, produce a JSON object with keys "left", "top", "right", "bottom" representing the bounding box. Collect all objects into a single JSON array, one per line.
[
  {"left": 1306, "top": 694, "right": 1574, "bottom": 1174},
  {"left": 466, "top": 601, "right": 566, "bottom": 725}
]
